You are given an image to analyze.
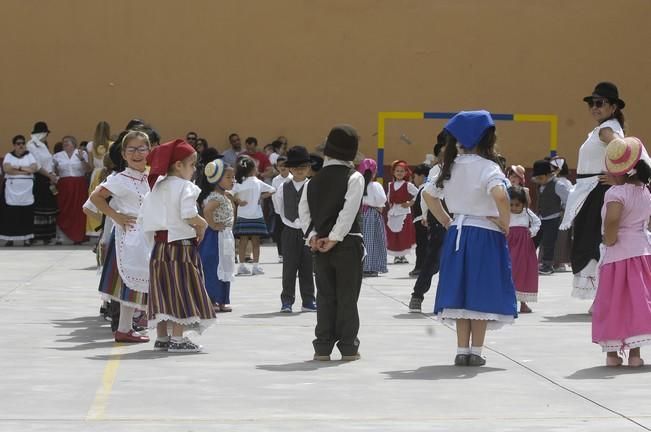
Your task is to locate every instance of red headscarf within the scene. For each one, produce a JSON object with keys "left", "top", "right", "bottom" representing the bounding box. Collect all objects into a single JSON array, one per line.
[
  {"left": 391, "top": 159, "right": 412, "bottom": 181},
  {"left": 147, "top": 139, "right": 196, "bottom": 188}
]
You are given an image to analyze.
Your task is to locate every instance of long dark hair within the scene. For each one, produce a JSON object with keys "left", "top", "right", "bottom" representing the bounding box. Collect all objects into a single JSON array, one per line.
[
  {"left": 613, "top": 108, "right": 626, "bottom": 133},
  {"left": 508, "top": 185, "right": 528, "bottom": 207},
  {"left": 629, "top": 159, "right": 651, "bottom": 184},
  {"left": 363, "top": 170, "right": 374, "bottom": 196},
  {"left": 436, "top": 127, "right": 498, "bottom": 189},
  {"left": 235, "top": 156, "right": 256, "bottom": 183}
]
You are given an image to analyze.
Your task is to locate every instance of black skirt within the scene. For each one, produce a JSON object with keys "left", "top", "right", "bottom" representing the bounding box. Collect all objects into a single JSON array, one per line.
[
  {"left": 0, "top": 204, "right": 34, "bottom": 240},
  {"left": 571, "top": 183, "right": 609, "bottom": 273},
  {"left": 32, "top": 173, "right": 58, "bottom": 241}
]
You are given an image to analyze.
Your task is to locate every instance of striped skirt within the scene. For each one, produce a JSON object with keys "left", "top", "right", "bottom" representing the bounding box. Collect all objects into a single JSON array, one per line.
[
  {"left": 233, "top": 217, "right": 268, "bottom": 238},
  {"left": 98, "top": 231, "right": 148, "bottom": 309},
  {"left": 148, "top": 239, "right": 216, "bottom": 333},
  {"left": 361, "top": 207, "right": 388, "bottom": 273}
]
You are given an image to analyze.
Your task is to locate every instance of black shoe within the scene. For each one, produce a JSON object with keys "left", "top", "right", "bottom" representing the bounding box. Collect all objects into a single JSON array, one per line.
[
  {"left": 408, "top": 269, "right": 421, "bottom": 277},
  {"left": 154, "top": 338, "right": 170, "bottom": 352},
  {"left": 168, "top": 337, "right": 202, "bottom": 353},
  {"left": 454, "top": 354, "right": 470, "bottom": 366},
  {"left": 408, "top": 296, "right": 422, "bottom": 313},
  {"left": 4, "top": 241, "right": 13, "bottom": 247},
  {"left": 341, "top": 352, "right": 361, "bottom": 361},
  {"left": 468, "top": 354, "right": 486, "bottom": 366},
  {"left": 538, "top": 264, "right": 554, "bottom": 275},
  {"left": 313, "top": 354, "right": 331, "bottom": 361},
  {"left": 363, "top": 271, "right": 379, "bottom": 278}
]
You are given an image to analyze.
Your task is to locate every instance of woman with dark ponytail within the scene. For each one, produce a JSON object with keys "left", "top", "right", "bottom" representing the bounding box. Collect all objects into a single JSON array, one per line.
[
  {"left": 358, "top": 158, "right": 388, "bottom": 277},
  {"left": 560, "top": 82, "right": 626, "bottom": 303}
]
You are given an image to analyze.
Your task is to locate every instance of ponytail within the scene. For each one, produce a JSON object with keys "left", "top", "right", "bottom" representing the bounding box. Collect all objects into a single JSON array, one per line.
[
  {"left": 363, "top": 169, "right": 373, "bottom": 196},
  {"left": 613, "top": 108, "right": 626, "bottom": 134}
]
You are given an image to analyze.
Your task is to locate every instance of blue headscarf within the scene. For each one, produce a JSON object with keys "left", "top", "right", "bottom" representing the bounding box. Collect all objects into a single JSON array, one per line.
[{"left": 444, "top": 110, "right": 495, "bottom": 150}]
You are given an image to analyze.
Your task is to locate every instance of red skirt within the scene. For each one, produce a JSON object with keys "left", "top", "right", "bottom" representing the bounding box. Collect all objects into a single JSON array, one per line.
[
  {"left": 507, "top": 226, "right": 539, "bottom": 302},
  {"left": 386, "top": 213, "right": 416, "bottom": 255},
  {"left": 56, "top": 176, "right": 88, "bottom": 243}
]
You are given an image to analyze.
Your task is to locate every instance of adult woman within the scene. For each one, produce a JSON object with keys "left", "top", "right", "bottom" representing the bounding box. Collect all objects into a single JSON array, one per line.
[
  {"left": 0, "top": 135, "right": 39, "bottom": 246},
  {"left": 86, "top": 121, "right": 112, "bottom": 237},
  {"left": 53, "top": 135, "right": 91, "bottom": 244},
  {"left": 560, "top": 82, "right": 625, "bottom": 300},
  {"left": 26, "top": 121, "right": 58, "bottom": 244}
]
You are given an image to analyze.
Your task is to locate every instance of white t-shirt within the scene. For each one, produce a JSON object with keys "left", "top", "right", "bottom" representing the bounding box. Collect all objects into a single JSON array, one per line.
[
  {"left": 53, "top": 150, "right": 89, "bottom": 178},
  {"left": 362, "top": 181, "right": 387, "bottom": 208},
  {"left": 140, "top": 176, "right": 201, "bottom": 242},
  {"left": 102, "top": 168, "right": 150, "bottom": 217},
  {"left": 232, "top": 176, "right": 275, "bottom": 219},
  {"left": 576, "top": 119, "right": 624, "bottom": 175},
  {"left": 276, "top": 178, "right": 307, "bottom": 229},
  {"left": 430, "top": 154, "right": 507, "bottom": 217},
  {"left": 271, "top": 173, "right": 292, "bottom": 213},
  {"left": 2, "top": 152, "right": 38, "bottom": 206}
]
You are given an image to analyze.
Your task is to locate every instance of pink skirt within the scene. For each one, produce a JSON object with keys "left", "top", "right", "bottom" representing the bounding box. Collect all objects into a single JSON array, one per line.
[
  {"left": 592, "top": 255, "right": 651, "bottom": 352},
  {"left": 507, "top": 227, "right": 538, "bottom": 302}
]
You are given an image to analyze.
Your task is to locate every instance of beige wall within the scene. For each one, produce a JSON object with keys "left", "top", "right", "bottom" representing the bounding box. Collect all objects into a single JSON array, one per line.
[{"left": 1, "top": 0, "right": 650, "bottom": 169}]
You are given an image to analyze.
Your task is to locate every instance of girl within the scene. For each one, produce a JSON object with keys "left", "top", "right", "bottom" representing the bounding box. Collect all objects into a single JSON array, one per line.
[
  {"left": 86, "top": 121, "right": 113, "bottom": 237},
  {"left": 358, "top": 158, "right": 388, "bottom": 277},
  {"left": 424, "top": 110, "right": 516, "bottom": 367},
  {"left": 140, "top": 139, "right": 215, "bottom": 353},
  {"left": 232, "top": 156, "right": 275, "bottom": 276},
  {"left": 507, "top": 165, "right": 531, "bottom": 204},
  {"left": 592, "top": 137, "right": 651, "bottom": 368},
  {"left": 386, "top": 160, "right": 418, "bottom": 264},
  {"left": 199, "top": 159, "right": 236, "bottom": 313},
  {"left": 90, "top": 130, "right": 152, "bottom": 343},
  {"left": 550, "top": 156, "right": 573, "bottom": 271},
  {"left": 507, "top": 186, "right": 541, "bottom": 313}
]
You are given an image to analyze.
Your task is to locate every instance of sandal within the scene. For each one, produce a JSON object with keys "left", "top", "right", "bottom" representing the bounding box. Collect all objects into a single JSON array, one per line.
[{"left": 628, "top": 357, "right": 645, "bottom": 368}]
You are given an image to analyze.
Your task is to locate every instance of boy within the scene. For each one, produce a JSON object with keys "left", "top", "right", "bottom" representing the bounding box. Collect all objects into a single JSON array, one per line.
[
  {"left": 531, "top": 159, "right": 570, "bottom": 275},
  {"left": 271, "top": 156, "right": 292, "bottom": 263},
  {"left": 299, "top": 125, "right": 364, "bottom": 361},
  {"left": 409, "top": 164, "right": 431, "bottom": 277},
  {"left": 277, "top": 147, "right": 316, "bottom": 313}
]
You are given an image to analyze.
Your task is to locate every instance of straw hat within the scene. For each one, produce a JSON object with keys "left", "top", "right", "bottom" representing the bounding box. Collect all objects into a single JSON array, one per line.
[
  {"left": 205, "top": 158, "right": 227, "bottom": 184},
  {"left": 605, "top": 137, "right": 643, "bottom": 175}
]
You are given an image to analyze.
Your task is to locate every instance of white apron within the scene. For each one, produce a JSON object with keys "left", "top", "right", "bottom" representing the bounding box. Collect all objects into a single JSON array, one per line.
[
  {"left": 114, "top": 220, "right": 150, "bottom": 293},
  {"left": 4, "top": 176, "right": 34, "bottom": 206},
  {"left": 217, "top": 228, "right": 236, "bottom": 282},
  {"left": 387, "top": 205, "right": 410, "bottom": 233}
]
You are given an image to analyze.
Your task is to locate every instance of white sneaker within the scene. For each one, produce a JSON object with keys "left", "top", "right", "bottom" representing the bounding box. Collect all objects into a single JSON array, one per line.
[
  {"left": 252, "top": 265, "right": 264, "bottom": 275},
  {"left": 237, "top": 264, "right": 251, "bottom": 276}
]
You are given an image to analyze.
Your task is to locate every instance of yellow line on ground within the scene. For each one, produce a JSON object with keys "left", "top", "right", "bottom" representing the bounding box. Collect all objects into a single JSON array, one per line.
[{"left": 86, "top": 343, "right": 125, "bottom": 420}]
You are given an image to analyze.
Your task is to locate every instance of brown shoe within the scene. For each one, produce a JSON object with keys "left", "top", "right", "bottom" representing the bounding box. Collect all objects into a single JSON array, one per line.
[
  {"left": 519, "top": 303, "right": 532, "bottom": 313},
  {"left": 115, "top": 330, "right": 150, "bottom": 343}
]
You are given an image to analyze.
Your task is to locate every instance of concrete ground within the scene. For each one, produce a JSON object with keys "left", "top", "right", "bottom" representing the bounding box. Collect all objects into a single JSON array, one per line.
[{"left": 1, "top": 244, "right": 650, "bottom": 432}]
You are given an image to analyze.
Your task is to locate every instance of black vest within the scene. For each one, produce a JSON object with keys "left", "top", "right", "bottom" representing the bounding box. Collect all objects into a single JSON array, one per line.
[
  {"left": 538, "top": 179, "right": 562, "bottom": 217},
  {"left": 306, "top": 165, "right": 361, "bottom": 238},
  {"left": 283, "top": 180, "right": 304, "bottom": 222},
  {"left": 415, "top": 186, "right": 442, "bottom": 227}
]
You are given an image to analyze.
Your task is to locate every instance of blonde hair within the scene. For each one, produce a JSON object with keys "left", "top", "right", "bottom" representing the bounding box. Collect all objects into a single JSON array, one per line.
[
  {"left": 93, "top": 121, "right": 111, "bottom": 159},
  {"left": 121, "top": 130, "right": 150, "bottom": 150}
]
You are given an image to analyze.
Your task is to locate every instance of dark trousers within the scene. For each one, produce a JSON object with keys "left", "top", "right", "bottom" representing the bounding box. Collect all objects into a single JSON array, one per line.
[
  {"left": 280, "top": 227, "right": 315, "bottom": 305},
  {"left": 413, "top": 220, "right": 428, "bottom": 271},
  {"left": 313, "top": 235, "right": 363, "bottom": 356},
  {"left": 411, "top": 222, "right": 447, "bottom": 300},
  {"left": 272, "top": 213, "right": 284, "bottom": 256},
  {"left": 534, "top": 216, "right": 561, "bottom": 265}
]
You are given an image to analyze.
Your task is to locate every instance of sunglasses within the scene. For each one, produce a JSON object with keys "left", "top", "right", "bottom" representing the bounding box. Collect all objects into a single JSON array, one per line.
[
  {"left": 124, "top": 146, "right": 150, "bottom": 154},
  {"left": 587, "top": 98, "right": 609, "bottom": 108}
]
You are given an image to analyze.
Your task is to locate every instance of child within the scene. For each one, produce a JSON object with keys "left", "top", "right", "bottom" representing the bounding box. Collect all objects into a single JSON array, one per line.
[
  {"left": 89, "top": 130, "right": 152, "bottom": 343},
  {"left": 199, "top": 158, "right": 236, "bottom": 313},
  {"left": 299, "top": 124, "right": 364, "bottom": 361},
  {"left": 276, "top": 146, "right": 316, "bottom": 312},
  {"left": 271, "top": 156, "right": 292, "bottom": 263},
  {"left": 140, "top": 139, "right": 215, "bottom": 353},
  {"left": 386, "top": 160, "right": 418, "bottom": 264},
  {"left": 592, "top": 137, "right": 651, "bottom": 367},
  {"left": 507, "top": 165, "right": 531, "bottom": 204},
  {"left": 409, "top": 136, "right": 448, "bottom": 313},
  {"left": 423, "top": 110, "right": 517, "bottom": 367},
  {"left": 409, "top": 164, "right": 431, "bottom": 277},
  {"left": 359, "top": 158, "right": 388, "bottom": 277},
  {"left": 507, "top": 186, "right": 541, "bottom": 313},
  {"left": 550, "top": 156, "right": 574, "bottom": 271},
  {"left": 232, "top": 156, "right": 276, "bottom": 275},
  {"left": 531, "top": 160, "right": 571, "bottom": 275}
]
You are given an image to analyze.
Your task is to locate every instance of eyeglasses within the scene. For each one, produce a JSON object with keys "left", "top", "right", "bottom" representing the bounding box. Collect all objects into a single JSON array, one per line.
[
  {"left": 587, "top": 98, "right": 609, "bottom": 108},
  {"left": 14, "top": 142, "right": 26, "bottom": 145},
  {"left": 124, "top": 146, "right": 150, "bottom": 154}
]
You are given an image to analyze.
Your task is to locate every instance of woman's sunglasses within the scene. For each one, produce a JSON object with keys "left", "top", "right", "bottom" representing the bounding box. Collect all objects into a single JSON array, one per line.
[{"left": 587, "top": 98, "right": 609, "bottom": 108}]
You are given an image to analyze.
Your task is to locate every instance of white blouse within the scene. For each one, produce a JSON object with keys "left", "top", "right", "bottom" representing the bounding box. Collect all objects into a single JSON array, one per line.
[
  {"left": 3, "top": 152, "right": 38, "bottom": 178},
  {"left": 509, "top": 208, "right": 541, "bottom": 236},
  {"left": 2, "top": 152, "right": 38, "bottom": 206},
  {"left": 429, "top": 154, "right": 507, "bottom": 217},
  {"left": 53, "top": 150, "right": 89, "bottom": 178},
  {"left": 576, "top": 119, "right": 624, "bottom": 175},
  {"left": 271, "top": 173, "right": 292, "bottom": 213},
  {"left": 363, "top": 181, "right": 387, "bottom": 208},
  {"left": 26, "top": 138, "right": 53, "bottom": 173},
  {"left": 102, "top": 168, "right": 150, "bottom": 217},
  {"left": 232, "top": 176, "right": 275, "bottom": 219},
  {"left": 388, "top": 179, "right": 419, "bottom": 202},
  {"left": 140, "top": 176, "right": 201, "bottom": 242}
]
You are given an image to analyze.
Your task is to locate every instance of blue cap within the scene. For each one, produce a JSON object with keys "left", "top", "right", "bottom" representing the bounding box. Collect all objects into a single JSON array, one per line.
[{"left": 444, "top": 110, "right": 495, "bottom": 150}]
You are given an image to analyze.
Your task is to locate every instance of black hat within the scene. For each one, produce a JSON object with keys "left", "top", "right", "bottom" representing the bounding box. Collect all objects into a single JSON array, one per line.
[
  {"left": 309, "top": 153, "right": 324, "bottom": 172},
  {"left": 583, "top": 82, "right": 625, "bottom": 109},
  {"left": 324, "top": 124, "right": 359, "bottom": 161},
  {"left": 284, "top": 146, "right": 312, "bottom": 168},
  {"left": 32, "top": 121, "right": 50, "bottom": 134},
  {"left": 532, "top": 160, "right": 552, "bottom": 177}
]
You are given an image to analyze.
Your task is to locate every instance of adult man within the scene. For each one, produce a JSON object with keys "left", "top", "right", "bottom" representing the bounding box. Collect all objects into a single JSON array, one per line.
[
  {"left": 185, "top": 131, "right": 198, "bottom": 148},
  {"left": 222, "top": 133, "right": 242, "bottom": 166},
  {"left": 242, "top": 136, "right": 273, "bottom": 181}
]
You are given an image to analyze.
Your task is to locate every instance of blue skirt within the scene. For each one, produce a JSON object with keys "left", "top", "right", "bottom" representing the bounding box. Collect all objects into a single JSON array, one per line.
[
  {"left": 433, "top": 225, "right": 517, "bottom": 329},
  {"left": 361, "top": 207, "right": 388, "bottom": 273},
  {"left": 233, "top": 217, "right": 268, "bottom": 238},
  {"left": 199, "top": 228, "right": 231, "bottom": 305}
]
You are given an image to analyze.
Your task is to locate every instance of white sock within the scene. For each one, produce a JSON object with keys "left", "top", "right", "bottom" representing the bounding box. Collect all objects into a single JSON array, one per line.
[
  {"left": 156, "top": 335, "right": 170, "bottom": 342},
  {"left": 457, "top": 347, "right": 470, "bottom": 355},
  {"left": 117, "top": 304, "right": 136, "bottom": 333},
  {"left": 470, "top": 346, "right": 483, "bottom": 356},
  {"left": 171, "top": 336, "right": 184, "bottom": 343}
]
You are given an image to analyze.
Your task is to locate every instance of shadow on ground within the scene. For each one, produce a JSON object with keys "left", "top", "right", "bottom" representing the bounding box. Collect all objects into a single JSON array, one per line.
[
  {"left": 566, "top": 365, "right": 650, "bottom": 380},
  {"left": 50, "top": 315, "right": 114, "bottom": 350},
  {"left": 541, "top": 314, "right": 592, "bottom": 323},
  {"left": 382, "top": 365, "right": 506, "bottom": 380},
  {"left": 257, "top": 360, "right": 346, "bottom": 372}
]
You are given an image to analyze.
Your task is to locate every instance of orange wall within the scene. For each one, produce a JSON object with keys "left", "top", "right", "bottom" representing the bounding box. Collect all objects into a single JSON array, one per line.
[{"left": 1, "top": 0, "right": 650, "bottom": 169}]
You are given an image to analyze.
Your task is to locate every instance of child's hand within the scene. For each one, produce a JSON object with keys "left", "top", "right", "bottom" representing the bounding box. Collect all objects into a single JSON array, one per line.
[
  {"left": 421, "top": 218, "right": 429, "bottom": 228},
  {"left": 113, "top": 213, "right": 137, "bottom": 231},
  {"left": 308, "top": 236, "right": 319, "bottom": 252},
  {"left": 317, "top": 238, "right": 338, "bottom": 253},
  {"left": 214, "top": 223, "right": 225, "bottom": 232},
  {"left": 196, "top": 223, "right": 207, "bottom": 243},
  {"left": 237, "top": 199, "right": 248, "bottom": 207},
  {"left": 488, "top": 216, "right": 509, "bottom": 236},
  {"left": 400, "top": 201, "right": 412, "bottom": 208}
]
